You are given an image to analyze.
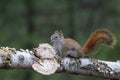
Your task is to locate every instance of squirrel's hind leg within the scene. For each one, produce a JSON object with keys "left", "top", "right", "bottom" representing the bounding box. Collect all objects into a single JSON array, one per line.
[{"left": 67, "top": 49, "right": 79, "bottom": 58}]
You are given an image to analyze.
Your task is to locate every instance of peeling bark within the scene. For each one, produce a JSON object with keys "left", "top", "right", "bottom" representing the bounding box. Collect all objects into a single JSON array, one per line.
[
  {"left": 57, "top": 58, "right": 120, "bottom": 79},
  {"left": 0, "top": 47, "right": 36, "bottom": 69},
  {"left": 0, "top": 44, "right": 119, "bottom": 80}
]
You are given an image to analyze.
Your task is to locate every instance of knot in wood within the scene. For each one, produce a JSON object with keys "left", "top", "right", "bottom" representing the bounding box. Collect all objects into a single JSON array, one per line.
[{"left": 19, "top": 55, "right": 24, "bottom": 63}]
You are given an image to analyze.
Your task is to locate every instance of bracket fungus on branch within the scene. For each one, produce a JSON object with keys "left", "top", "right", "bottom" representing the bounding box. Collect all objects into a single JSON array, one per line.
[{"left": 32, "top": 43, "right": 60, "bottom": 75}]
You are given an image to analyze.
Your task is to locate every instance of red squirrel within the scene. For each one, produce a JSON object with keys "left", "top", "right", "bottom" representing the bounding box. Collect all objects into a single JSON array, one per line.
[{"left": 50, "top": 29, "right": 116, "bottom": 58}]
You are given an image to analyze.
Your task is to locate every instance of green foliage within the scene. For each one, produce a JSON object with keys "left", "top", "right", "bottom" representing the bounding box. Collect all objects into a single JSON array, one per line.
[{"left": 0, "top": 0, "right": 120, "bottom": 80}]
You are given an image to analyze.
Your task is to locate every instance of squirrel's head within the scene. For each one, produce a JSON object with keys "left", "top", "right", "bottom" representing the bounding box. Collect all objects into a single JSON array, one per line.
[{"left": 50, "top": 30, "right": 64, "bottom": 44}]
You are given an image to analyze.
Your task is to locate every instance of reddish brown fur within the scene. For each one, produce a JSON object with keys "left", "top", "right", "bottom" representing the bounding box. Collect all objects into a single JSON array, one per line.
[
  {"left": 82, "top": 29, "right": 116, "bottom": 55},
  {"left": 51, "top": 29, "right": 116, "bottom": 58},
  {"left": 63, "top": 38, "right": 84, "bottom": 57}
]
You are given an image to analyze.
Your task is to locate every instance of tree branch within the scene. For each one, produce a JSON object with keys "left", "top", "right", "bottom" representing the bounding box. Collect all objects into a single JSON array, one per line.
[
  {"left": 57, "top": 58, "right": 120, "bottom": 79},
  {"left": 0, "top": 43, "right": 119, "bottom": 80},
  {"left": 0, "top": 47, "right": 36, "bottom": 69}
]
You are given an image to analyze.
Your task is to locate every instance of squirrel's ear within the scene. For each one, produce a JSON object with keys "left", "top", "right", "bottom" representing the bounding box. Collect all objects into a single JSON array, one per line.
[
  {"left": 59, "top": 30, "right": 63, "bottom": 36},
  {"left": 59, "top": 30, "right": 63, "bottom": 33}
]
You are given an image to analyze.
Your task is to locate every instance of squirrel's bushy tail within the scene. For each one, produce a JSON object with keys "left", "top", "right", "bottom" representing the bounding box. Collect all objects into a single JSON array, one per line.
[{"left": 82, "top": 29, "right": 117, "bottom": 55}]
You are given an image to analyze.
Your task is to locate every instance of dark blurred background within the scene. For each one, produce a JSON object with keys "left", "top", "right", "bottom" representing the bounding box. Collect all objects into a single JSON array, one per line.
[{"left": 0, "top": 0, "right": 120, "bottom": 80}]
